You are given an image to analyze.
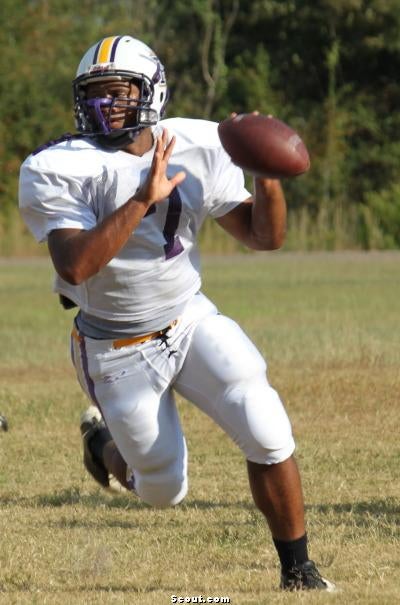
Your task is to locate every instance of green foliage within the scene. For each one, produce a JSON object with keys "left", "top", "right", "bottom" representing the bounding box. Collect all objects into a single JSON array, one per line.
[
  {"left": 2, "top": 0, "right": 400, "bottom": 251},
  {"left": 224, "top": 45, "right": 279, "bottom": 118},
  {"left": 364, "top": 182, "right": 400, "bottom": 248}
]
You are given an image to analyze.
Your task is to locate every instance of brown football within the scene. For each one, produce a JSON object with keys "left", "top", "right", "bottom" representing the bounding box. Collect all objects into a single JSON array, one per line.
[{"left": 218, "top": 113, "right": 310, "bottom": 178}]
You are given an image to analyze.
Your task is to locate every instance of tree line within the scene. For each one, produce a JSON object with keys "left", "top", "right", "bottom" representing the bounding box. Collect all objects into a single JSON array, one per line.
[{"left": 1, "top": 0, "right": 400, "bottom": 253}]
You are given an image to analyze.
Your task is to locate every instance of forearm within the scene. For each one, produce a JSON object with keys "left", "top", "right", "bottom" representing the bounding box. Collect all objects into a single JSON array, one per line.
[
  {"left": 49, "top": 197, "right": 151, "bottom": 285},
  {"left": 250, "top": 178, "right": 287, "bottom": 249},
  {"left": 215, "top": 178, "right": 287, "bottom": 250}
]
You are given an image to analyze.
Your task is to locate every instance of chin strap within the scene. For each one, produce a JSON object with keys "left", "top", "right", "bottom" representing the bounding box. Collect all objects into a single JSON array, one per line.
[{"left": 95, "top": 128, "right": 144, "bottom": 150}]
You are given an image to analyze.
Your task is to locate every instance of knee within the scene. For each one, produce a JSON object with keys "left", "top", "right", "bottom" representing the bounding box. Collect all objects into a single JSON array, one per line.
[
  {"left": 136, "top": 471, "right": 188, "bottom": 508},
  {"left": 133, "top": 446, "right": 188, "bottom": 508},
  {"left": 225, "top": 378, "right": 295, "bottom": 465}
]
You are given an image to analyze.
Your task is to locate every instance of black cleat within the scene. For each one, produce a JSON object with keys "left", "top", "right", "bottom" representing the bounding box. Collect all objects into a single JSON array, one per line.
[
  {"left": 0, "top": 415, "right": 8, "bottom": 431},
  {"left": 281, "top": 560, "right": 336, "bottom": 592},
  {"left": 80, "top": 405, "right": 111, "bottom": 488},
  {"left": 80, "top": 405, "right": 127, "bottom": 493}
]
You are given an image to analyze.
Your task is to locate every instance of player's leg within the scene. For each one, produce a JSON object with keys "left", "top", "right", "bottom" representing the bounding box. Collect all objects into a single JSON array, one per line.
[
  {"left": 72, "top": 293, "right": 218, "bottom": 502},
  {"left": 174, "top": 312, "right": 301, "bottom": 531},
  {"left": 99, "top": 386, "right": 188, "bottom": 507},
  {"left": 174, "top": 312, "right": 335, "bottom": 591},
  {"left": 72, "top": 332, "right": 188, "bottom": 507},
  {"left": 247, "top": 457, "right": 305, "bottom": 539}
]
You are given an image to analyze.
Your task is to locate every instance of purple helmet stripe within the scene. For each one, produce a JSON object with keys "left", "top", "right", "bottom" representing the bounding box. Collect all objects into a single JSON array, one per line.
[
  {"left": 92, "top": 40, "right": 102, "bottom": 64},
  {"left": 152, "top": 60, "right": 162, "bottom": 83},
  {"left": 110, "top": 36, "right": 122, "bottom": 62}
]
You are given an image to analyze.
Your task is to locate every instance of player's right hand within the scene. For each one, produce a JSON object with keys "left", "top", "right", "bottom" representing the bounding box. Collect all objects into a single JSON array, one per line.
[{"left": 134, "top": 128, "right": 186, "bottom": 207}]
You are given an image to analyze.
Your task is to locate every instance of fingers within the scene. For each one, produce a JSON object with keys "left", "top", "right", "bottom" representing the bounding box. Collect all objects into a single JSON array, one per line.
[
  {"left": 143, "top": 129, "right": 184, "bottom": 202},
  {"left": 170, "top": 170, "right": 186, "bottom": 188},
  {"left": 230, "top": 110, "right": 261, "bottom": 119},
  {"left": 163, "top": 134, "right": 176, "bottom": 163},
  {"left": 154, "top": 127, "right": 168, "bottom": 153},
  {"left": 152, "top": 129, "right": 175, "bottom": 166}
]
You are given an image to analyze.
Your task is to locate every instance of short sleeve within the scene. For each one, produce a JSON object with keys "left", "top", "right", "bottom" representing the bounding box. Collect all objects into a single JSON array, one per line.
[
  {"left": 19, "top": 162, "right": 97, "bottom": 242},
  {"left": 207, "top": 147, "right": 251, "bottom": 218}
]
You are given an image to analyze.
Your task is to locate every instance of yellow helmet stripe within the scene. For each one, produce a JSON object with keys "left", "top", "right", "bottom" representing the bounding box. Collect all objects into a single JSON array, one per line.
[{"left": 97, "top": 36, "right": 119, "bottom": 63}]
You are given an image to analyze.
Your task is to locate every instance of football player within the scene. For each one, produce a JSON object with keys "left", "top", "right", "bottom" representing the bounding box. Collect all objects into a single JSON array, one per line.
[{"left": 19, "top": 35, "right": 335, "bottom": 592}]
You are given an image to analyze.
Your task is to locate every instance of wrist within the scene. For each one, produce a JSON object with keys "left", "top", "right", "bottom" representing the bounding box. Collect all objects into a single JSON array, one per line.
[
  {"left": 254, "top": 177, "right": 283, "bottom": 200},
  {"left": 130, "top": 194, "right": 153, "bottom": 213},
  {"left": 254, "top": 176, "right": 281, "bottom": 189}
]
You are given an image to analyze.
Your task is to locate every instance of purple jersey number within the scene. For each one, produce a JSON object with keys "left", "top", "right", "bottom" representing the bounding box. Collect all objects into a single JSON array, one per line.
[{"left": 163, "top": 187, "right": 184, "bottom": 260}]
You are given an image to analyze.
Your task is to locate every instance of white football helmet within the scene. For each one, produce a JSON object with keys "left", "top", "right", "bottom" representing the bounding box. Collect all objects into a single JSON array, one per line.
[{"left": 73, "top": 35, "right": 168, "bottom": 149}]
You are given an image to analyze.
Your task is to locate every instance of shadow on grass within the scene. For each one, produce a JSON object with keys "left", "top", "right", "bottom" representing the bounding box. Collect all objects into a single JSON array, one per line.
[
  {"left": 1, "top": 489, "right": 398, "bottom": 523},
  {"left": 2, "top": 581, "right": 168, "bottom": 595},
  {"left": 46, "top": 517, "right": 142, "bottom": 530},
  {"left": 307, "top": 498, "right": 399, "bottom": 528},
  {"left": 0, "top": 487, "right": 253, "bottom": 511},
  {"left": 0, "top": 488, "right": 145, "bottom": 510}
]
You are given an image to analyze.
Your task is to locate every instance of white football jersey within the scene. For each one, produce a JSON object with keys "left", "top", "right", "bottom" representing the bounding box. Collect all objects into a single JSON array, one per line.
[{"left": 19, "top": 118, "right": 250, "bottom": 324}]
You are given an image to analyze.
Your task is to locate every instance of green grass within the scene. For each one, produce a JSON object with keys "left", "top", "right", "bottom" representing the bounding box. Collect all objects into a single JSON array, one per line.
[{"left": 0, "top": 253, "right": 399, "bottom": 604}]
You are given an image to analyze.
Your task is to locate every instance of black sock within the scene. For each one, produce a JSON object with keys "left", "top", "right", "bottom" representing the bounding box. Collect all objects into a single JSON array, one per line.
[
  {"left": 273, "top": 533, "right": 309, "bottom": 570},
  {"left": 89, "top": 426, "right": 112, "bottom": 463}
]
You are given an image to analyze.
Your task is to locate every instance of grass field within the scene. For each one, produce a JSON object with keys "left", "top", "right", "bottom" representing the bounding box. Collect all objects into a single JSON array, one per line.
[{"left": 0, "top": 252, "right": 399, "bottom": 605}]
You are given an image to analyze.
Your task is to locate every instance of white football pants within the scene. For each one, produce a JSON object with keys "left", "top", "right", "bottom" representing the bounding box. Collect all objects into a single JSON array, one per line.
[{"left": 71, "top": 292, "right": 295, "bottom": 507}]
